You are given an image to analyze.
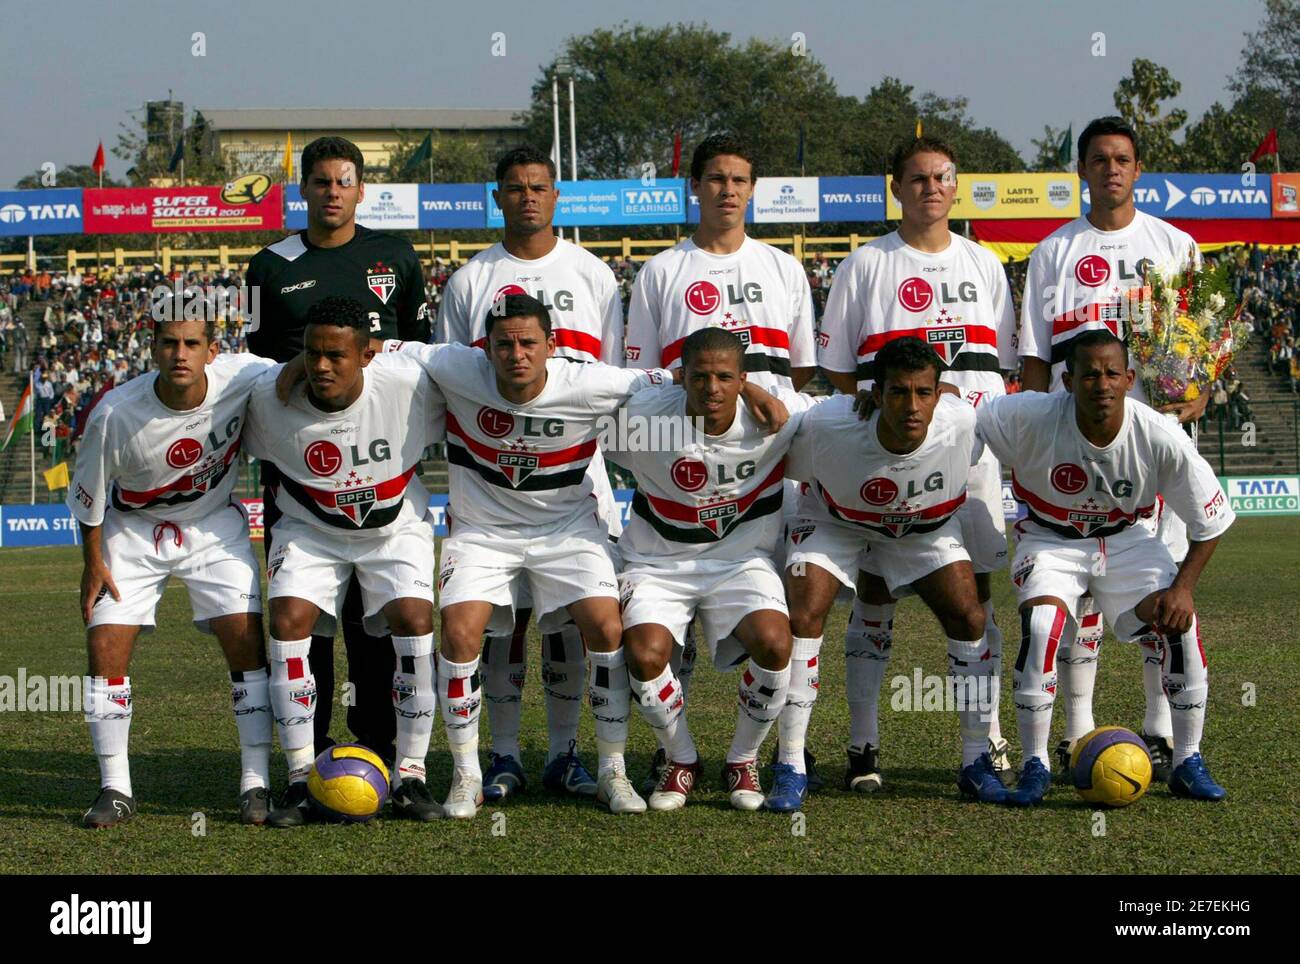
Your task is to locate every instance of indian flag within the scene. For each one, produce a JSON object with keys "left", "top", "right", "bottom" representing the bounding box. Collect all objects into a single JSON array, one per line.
[{"left": 1, "top": 376, "right": 33, "bottom": 451}]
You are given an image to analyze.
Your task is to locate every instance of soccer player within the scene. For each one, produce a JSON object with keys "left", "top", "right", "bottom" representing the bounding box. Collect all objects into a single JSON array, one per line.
[
  {"left": 1018, "top": 116, "right": 1203, "bottom": 779},
  {"left": 436, "top": 145, "right": 626, "bottom": 802},
  {"left": 245, "top": 136, "right": 431, "bottom": 767},
  {"left": 386, "top": 295, "right": 785, "bottom": 817},
  {"left": 784, "top": 337, "right": 1010, "bottom": 804},
  {"left": 244, "top": 297, "right": 446, "bottom": 827},
  {"left": 609, "top": 328, "right": 812, "bottom": 812},
  {"left": 816, "top": 136, "right": 1016, "bottom": 790},
  {"left": 977, "top": 330, "right": 1232, "bottom": 804},
  {"left": 625, "top": 131, "right": 818, "bottom": 788},
  {"left": 71, "top": 316, "right": 275, "bottom": 827}
]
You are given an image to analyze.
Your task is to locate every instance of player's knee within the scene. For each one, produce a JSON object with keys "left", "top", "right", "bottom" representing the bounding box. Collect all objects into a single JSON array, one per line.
[
  {"left": 624, "top": 633, "right": 670, "bottom": 681},
  {"left": 386, "top": 601, "right": 433, "bottom": 637},
  {"left": 939, "top": 603, "right": 985, "bottom": 642},
  {"left": 748, "top": 628, "right": 793, "bottom": 671},
  {"left": 788, "top": 607, "right": 826, "bottom": 639}
]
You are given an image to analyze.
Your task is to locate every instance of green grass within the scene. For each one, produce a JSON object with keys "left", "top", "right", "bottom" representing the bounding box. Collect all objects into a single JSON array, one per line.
[{"left": 1, "top": 519, "right": 1298, "bottom": 874}]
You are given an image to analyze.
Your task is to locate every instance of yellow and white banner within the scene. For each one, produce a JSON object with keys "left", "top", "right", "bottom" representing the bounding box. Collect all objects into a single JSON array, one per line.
[{"left": 886, "top": 172, "right": 1081, "bottom": 220}]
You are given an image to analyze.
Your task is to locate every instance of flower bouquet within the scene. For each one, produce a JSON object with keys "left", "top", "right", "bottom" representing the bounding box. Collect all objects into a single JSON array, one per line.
[{"left": 1128, "top": 254, "right": 1249, "bottom": 407}]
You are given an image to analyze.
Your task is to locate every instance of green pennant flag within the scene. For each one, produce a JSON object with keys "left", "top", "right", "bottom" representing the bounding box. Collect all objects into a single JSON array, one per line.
[
  {"left": 1056, "top": 125, "right": 1073, "bottom": 168},
  {"left": 403, "top": 133, "right": 433, "bottom": 179}
]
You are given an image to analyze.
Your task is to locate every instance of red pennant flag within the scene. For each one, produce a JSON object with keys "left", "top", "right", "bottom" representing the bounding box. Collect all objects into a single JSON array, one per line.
[
  {"left": 671, "top": 130, "right": 682, "bottom": 178},
  {"left": 92, "top": 141, "right": 106, "bottom": 175},
  {"left": 1250, "top": 128, "right": 1279, "bottom": 163}
]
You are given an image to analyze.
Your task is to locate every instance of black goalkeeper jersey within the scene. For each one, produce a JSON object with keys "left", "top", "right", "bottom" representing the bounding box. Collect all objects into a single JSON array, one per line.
[{"left": 245, "top": 224, "right": 430, "bottom": 362}]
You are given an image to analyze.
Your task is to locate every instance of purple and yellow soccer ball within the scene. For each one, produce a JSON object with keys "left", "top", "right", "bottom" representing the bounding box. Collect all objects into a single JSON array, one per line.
[
  {"left": 1070, "top": 726, "right": 1153, "bottom": 807},
  {"left": 307, "top": 744, "right": 390, "bottom": 822}
]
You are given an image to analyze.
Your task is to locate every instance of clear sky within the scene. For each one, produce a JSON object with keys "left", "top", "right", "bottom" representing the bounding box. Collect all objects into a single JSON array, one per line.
[{"left": 1, "top": 0, "right": 1261, "bottom": 187}]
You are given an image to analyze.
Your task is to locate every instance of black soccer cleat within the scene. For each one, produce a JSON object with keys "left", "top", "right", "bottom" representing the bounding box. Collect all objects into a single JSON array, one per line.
[
  {"left": 845, "top": 744, "right": 882, "bottom": 793},
  {"left": 82, "top": 788, "right": 136, "bottom": 828},
  {"left": 640, "top": 746, "right": 667, "bottom": 797},
  {"left": 239, "top": 787, "right": 271, "bottom": 826},
  {"left": 266, "top": 781, "right": 314, "bottom": 828},
  {"left": 391, "top": 777, "right": 445, "bottom": 821},
  {"left": 1142, "top": 731, "right": 1174, "bottom": 784},
  {"left": 1054, "top": 739, "right": 1074, "bottom": 785}
]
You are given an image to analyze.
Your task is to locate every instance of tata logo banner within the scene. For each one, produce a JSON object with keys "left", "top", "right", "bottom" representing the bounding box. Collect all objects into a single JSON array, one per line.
[
  {"left": 84, "top": 184, "right": 284, "bottom": 233},
  {"left": 818, "top": 177, "right": 886, "bottom": 221},
  {"left": 0, "top": 189, "right": 84, "bottom": 236},
  {"left": 1272, "top": 173, "right": 1300, "bottom": 218},
  {"left": 1081, "top": 174, "right": 1273, "bottom": 219},
  {"left": 487, "top": 179, "right": 686, "bottom": 228},
  {"left": 0, "top": 504, "right": 82, "bottom": 547},
  {"left": 887, "top": 173, "right": 1079, "bottom": 220},
  {"left": 1219, "top": 476, "right": 1300, "bottom": 515},
  {"left": 687, "top": 188, "right": 754, "bottom": 224},
  {"left": 286, "top": 183, "right": 421, "bottom": 231},
  {"left": 419, "top": 184, "right": 486, "bottom": 228},
  {"left": 753, "top": 177, "right": 821, "bottom": 222}
]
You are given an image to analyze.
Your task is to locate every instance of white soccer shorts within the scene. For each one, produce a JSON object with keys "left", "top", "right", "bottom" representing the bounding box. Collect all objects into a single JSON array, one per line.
[
  {"left": 619, "top": 556, "right": 789, "bottom": 671},
  {"left": 89, "top": 501, "right": 261, "bottom": 634},
  {"left": 437, "top": 515, "right": 619, "bottom": 634},
  {"left": 266, "top": 514, "right": 435, "bottom": 637},
  {"left": 1009, "top": 522, "right": 1179, "bottom": 641}
]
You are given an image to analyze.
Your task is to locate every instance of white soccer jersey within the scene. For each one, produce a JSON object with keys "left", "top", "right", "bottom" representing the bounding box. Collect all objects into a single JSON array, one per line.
[
  {"left": 1019, "top": 210, "right": 1201, "bottom": 398},
  {"left": 975, "top": 391, "right": 1234, "bottom": 542},
  {"left": 817, "top": 230, "right": 1016, "bottom": 404},
  {"left": 242, "top": 354, "right": 445, "bottom": 534},
  {"left": 625, "top": 236, "right": 816, "bottom": 391},
  {"left": 384, "top": 340, "right": 668, "bottom": 532},
  {"left": 787, "top": 394, "right": 981, "bottom": 539},
  {"left": 606, "top": 386, "right": 821, "bottom": 566},
  {"left": 69, "top": 352, "right": 276, "bottom": 527},
  {"left": 436, "top": 238, "right": 624, "bottom": 366}
]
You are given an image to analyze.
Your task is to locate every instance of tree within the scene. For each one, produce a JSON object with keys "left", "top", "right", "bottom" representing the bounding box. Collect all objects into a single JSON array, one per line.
[
  {"left": 381, "top": 131, "right": 495, "bottom": 184},
  {"left": 1230, "top": 0, "right": 1300, "bottom": 169},
  {"left": 1180, "top": 99, "right": 1268, "bottom": 173},
  {"left": 1029, "top": 125, "right": 1071, "bottom": 172},
  {"left": 1112, "top": 58, "right": 1187, "bottom": 170}
]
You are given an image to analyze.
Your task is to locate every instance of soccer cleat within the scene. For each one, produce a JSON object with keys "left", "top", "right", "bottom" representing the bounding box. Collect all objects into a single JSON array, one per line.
[
  {"left": 1007, "top": 757, "right": 1052, "bottom": 806},
  {"left": 1054, "top": 739, "right": 1075, "bottom": 785},
  {"left": 1143, "top": 731, "right": 1175, "bottom": 784},
  {"left": 770, "top": 745, "right": 825, "bottom": 792},
  {"left": 82, "top": 788, "right": 136, "bottom": 828},
  {"left": 640, "top": 746, "right": 667, "bottom": 797},
  {"left": 988, "top": 736, "right": 1012, "bottom": 774},
  {"left": 647, "top": 759, "right": 702, "bottom": 812},
  {"left": 391, "top": 777, "right": 445, "bottom": 821},
  {"left": 724, "top": 760, "right": 765, "bottom": 811},
  {"left": 596, "top": 766, "right": 647, "bottom": 814},
  {"left": 266, "top": 781, "right": 314, "bottom": 828},
  {"left": 481, "top": 753, "right": 527, "bottom": 802},
  {"left": 542, "top": 740, "right": 598, "bottom": 798},
  {"left": 443, "top": 768, "right": 485, "bottom": 820},
  {"left": 958, "top": 754, "right": 1012, "bottom": 803},
  {"left": 1169, "top": 753, "right": 1226, "bottom": 802},
  {"left": 845, "top": 744, "right": 882, "bottom": 793},
  {"left": 238, "top": 787, "right": 271, "bottom": 826},
  {"left": 764, "top": 762, "right": 809, "bottom": 812}
]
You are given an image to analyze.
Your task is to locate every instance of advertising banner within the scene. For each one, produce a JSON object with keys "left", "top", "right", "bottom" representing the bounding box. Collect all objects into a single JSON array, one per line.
[
  {"left": 1218, "top": 476, "right": 1300, "bottom": 515},
  {"left": 817, "top": 176, "right": 887, "bottom": 221},
  {"left": 487, "top": 179, "right": 687, "bottom": 228},
  {"left": 0, "top": 504, "right": 81, "bottom": 548},
  {"left": 285, "top": 183, "right": 421, "bottom": 231},
  {"left": 83, "top": 179, "right": 284, "bottom": 233},
  {"left": 1272, "top": 173, "right": 1300, "bottom": 218},
  {"left": 418, "top": 183, "right": 487, "bottom": 228},
  {"left": 1082, "top": 174, "right": 1272, "bottom": 219},
  {"left": 0, "top": 189, "right": 84, "bottom": 236},
  {"left": 887, "top": 172, "right": 1079, "bottom": 220},
  {"left": 752, "top": 177, "right": 821, "bottom": 223}
]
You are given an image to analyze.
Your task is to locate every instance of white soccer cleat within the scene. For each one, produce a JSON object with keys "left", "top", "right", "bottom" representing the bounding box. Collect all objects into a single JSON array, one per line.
[
  {"left": 596, "top": 767, "right": 647, "bottom": 814},
  {"left": 647, "top": 759, "right": 701, "bottom": 812},
  {"left": 443, "top": 767, "right": 484, "bottom": 820},
  {"left": 723, "top": 761, "right": 764, "bottom": 811}
]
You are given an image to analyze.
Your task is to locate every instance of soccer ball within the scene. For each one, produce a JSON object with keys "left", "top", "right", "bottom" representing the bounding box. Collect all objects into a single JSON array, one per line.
[
  {"left": 307, "top": 744, "right": 390, "bottom": 822},
  {"left": 1070, "top": 726, "right": 1153, "bottom": 807}
]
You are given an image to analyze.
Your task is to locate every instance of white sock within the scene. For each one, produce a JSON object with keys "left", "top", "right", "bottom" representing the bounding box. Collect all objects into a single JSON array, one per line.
[
  {"left": 983, "top": 600, "right": 1005, "bottom": 744},
  {"left": 1013, "top": 606, "right": 1068, "bottom": 768},
  {"left": 778, "top": 636, "right": 822, "bottom": 773},
  {"left": 1137, "top": 632, "right": 1173, "bottom": 738},
  {"left": 727, "top": 662, "right": 790, "bottom": 764},
  {"left": 1160, "top": 615, "right": 1208, "bottom": 767},
  {"left": 1061, "top": 607, "right": 1102, "bottom": 742},
  {"left": 392, "top": 633, "right": 436, "bottom": 785},
  {"left": 269, "top": 637, "right": 317, "bottom": 781},
  {"left": 439, "top": 654, "right": 482, "bottom": 779},
  {"left": 544, "top": 624, "right": 586, "bottom": 762},
  {"left": 948, "top": 636, "right": 994, "bottom": 767},
  {"left": 230, "top": 667, "right": 271, "bottom": 793},
  {"left": 481, "top": 618, "right": 526, "bottom": 760},
  {"left": 630, "top": 665, "right": 696, "bottom": 764},
  {"left": 587, "top": 647, "right": 630, "bottom": 776},
  {"left": 677, "top": 621, "right": 698, "bottom": 705},
  {"left": 845, "top": 599, "right": 894, "bottom": 751},
  {"left": 85, "top": 675, "right": 133, "bottom": 796}
]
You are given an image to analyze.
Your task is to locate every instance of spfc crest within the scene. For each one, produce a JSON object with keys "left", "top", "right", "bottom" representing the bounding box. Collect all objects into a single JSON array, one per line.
[
  {"left": 392, "top": 680, "right": 415, "bottom": 704},
  {"left": 367, "top": 262, "right": 397, "bottom": 304},
  {"left": 336, "top": 486, "right": 378, "bottom": 525},
  {"left": 926, "top": 326, "right": 966, "bottom": 365},
  {"left": 1067, "top": 510, "right": 1109, "bottom": 537},
  {"left": 879, "top": 511, "right": 920, "bottom": 537},
  {"left": 699, "top": 499, "right": 740, "bottom": 538},
  {"left": 497, "top": 451, "right": 539, "bottom": 486},
  {"left": 790, "top": 524, "right": 816, "bottom": 545}
]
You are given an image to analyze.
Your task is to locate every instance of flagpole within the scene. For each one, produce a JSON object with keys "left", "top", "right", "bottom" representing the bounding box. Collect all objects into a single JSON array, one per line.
[{"left": 28, "top": 372, "right": 36, "bottom": 505}]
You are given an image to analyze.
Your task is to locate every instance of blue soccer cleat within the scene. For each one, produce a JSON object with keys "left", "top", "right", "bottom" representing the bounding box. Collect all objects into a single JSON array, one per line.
[
  {"left": 763, "top": 762, "right": 809, "bottom": 812},
  {"left": 958, "top": 753, "right": 1011, "bottom": 803},
  {"left": 482, "top": 753, "right": 526, "bottom": 802},
  {"left": 542, "top": 740, "right": 598, "bottom": 798},
  {"left": 1007, "top": 757, "right": 1052, "bottom": 806},
  {"left": 1169, "top": 753, "right": 1226, "bottom": 802}
]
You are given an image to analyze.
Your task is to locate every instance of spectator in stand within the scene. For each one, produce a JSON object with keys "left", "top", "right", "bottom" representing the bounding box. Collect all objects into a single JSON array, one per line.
[
  {"left": 1290, "top": 352, "right": 1300, "bottom": 396},
  {"left": 10, "top": 321, "right": 28, "bottom": 374}
]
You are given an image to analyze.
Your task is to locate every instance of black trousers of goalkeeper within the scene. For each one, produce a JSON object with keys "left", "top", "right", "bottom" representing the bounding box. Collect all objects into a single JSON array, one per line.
[{"left": 260, "top": 467, "right": 397, "bottom": 765}]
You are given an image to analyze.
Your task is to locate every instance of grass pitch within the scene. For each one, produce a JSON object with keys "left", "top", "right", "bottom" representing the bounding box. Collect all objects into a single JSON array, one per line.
[{"left": 1, "top": 519, "right": 1297, "bottom": 875}]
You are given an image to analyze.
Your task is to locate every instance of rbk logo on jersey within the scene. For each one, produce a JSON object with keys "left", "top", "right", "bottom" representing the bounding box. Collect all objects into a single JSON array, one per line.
[
  {"left": 926, "top": 326, "right": 966, "bottom": 364},
  {"left": 496, "top": 451, "right": 539, "bottom": 486},
  {"left": 367, "top": 262, "right": 397, "bottom": 304}
]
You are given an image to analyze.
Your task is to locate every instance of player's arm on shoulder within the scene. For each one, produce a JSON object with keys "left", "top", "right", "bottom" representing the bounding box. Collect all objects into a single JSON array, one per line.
[
  {"left": 435, "top": 270, "right": 472, "bottom": 345},
  {"left": 243, "top": 368, "right": 285, "bottom": 459},
  {"left": 971, "top": 391, "right": 1025, "bottom": 462},
  {"left": 739, "top": 380, "right": 789, "bottom": 433},
  {"left": 378, "top": 338, "right": 480, "bottom": 389},
  {"left": 583, "top": 362, "right": 674, "bottom": 414}
]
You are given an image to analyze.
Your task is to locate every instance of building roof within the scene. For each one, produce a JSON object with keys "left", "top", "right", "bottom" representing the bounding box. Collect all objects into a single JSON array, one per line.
[{"left": 197, "top": 108, "right": 527, "bottom": 132}]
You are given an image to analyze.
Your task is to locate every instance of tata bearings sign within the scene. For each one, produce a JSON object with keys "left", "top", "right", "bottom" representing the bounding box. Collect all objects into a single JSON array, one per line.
[{"left": 487, "top": 179, "right": 687, "bottom": 228}]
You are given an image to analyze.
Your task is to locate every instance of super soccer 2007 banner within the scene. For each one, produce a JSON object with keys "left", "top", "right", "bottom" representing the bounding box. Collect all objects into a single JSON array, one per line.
[{"left": 82, "top": 178, "right": 284, "bottom": 233}]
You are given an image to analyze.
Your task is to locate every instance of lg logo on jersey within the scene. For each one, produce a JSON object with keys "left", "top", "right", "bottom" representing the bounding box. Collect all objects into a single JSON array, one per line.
[
  {"left": 1072, "top": 256, "right": 1154, "bottom": 288},
  {"left": 303, "top": 438, "right": 391, "bottom": 478},
  {"left": 670, "top": 457, "right": 757, "bottom": 492},
  {"left": 493, "top": 284, "right": 576, "bottom": 311},
  {"left": 861, "top": 472, "right": 944, "bottom": 504},
  {"left": 1051, "top": 461, "right": 1133, "bottom": 497},
  {"left": 897, "top": 277, "right": 979, "bottom": 313},
  {"left": 684, "top": 280, "right": 763, "bottom": 316},
  {"left": 165, "top": 417, "right": 239, "bottom": 469},
  {"left": 476, "top": 407, "right": 563, "bottom": 439}
]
